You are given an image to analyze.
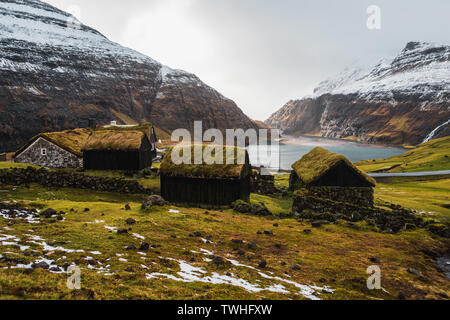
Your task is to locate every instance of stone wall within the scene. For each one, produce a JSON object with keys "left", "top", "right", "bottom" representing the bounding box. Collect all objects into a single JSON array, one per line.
[
  {"left": 14, "top": 137, "right": 82, "bottom": 168},
  {"left": 306, "top": 186, "right": 374, "bottom": 207},
  {"left": 250, "top": 171, "right": 278, "bottom": 195},
  {"left": 292, "top": 188, "right": 425, "bottom": 233},
  {"left": 0, "top": 167, "right": 152, "bottom": 194}
]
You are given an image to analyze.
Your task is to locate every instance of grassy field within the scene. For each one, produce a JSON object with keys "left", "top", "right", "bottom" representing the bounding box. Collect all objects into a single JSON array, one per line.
[
  {"left": 356, "top": 136, "right": 450, "bottom": 173},
  {"left": 0, "top": 183, "right": 449, "bottom": 300}
]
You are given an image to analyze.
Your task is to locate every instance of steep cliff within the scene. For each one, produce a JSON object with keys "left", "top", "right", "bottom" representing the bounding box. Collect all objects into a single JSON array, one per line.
[
  {"left": 0, "top": 0, "right": 258, "bottom": 152},
  {"left": 266, "top": 42, "right": 450, "bottom": 146}
]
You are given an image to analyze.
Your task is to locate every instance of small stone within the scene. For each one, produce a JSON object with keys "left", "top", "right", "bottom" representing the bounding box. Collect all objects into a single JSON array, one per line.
[
  {"left": 319, "top": 278, "right": 327, "bottom": 283},
  {"left": 280, "top": 262, "right": 287, "bottom": 266},
  {"left": 407, "top": 268, "right": 421, "bottom": 276},
  {"left": 231, "top": 239, "right": 244, "bottom": 244},
  {"left": 124, "top": 204, "right": 131, "bottom": 211},
  {"left": 369, "top": 257, "right": 380, "bottom": 263},
  {"left": 303, "top": 229, "right": 312, "bottom": 234},
  {"left": 257, "top": 230, "right": 262, "bottom": 235},
  {"left": 275, "top": 243, "right": 282, "bottom": 249},
  {"left": 171, "top": 235, "right": 177, "bottom": 239},
  {"left": 212, "top": 256, "right": 225, "bottom": 265},
  {"left": 290, "top": 265, "right": 300, "bottom": 270},
  {"left": 23, "top": 268, "right": 33, "bottom": 274},
  {"left": 84, "top": 208, "right": 90, "bottom": 212},
  {"left": 49, "top": 266, "right": 61, "bottom": 272},
  {"left": 247, "top": 242, "right": 257, "bottom": 249},
  {"left": 32, "top": 261, "right": 49, "bottom": 269},
  {"left": 125, "top": 267, "right": 135, "bottom": 273},
  {"left": 258, "top": 260, "right": 267, "bottom": 268},
  {"left": 117, "top": 229, "right": 128, "bottom": 234},
  {"left": 193, "top": 231, "right": 202, "bottom": 237},
  {"left": 273, "top": 223, "right": 279, "bottom": 227},
  {"left": 263, "top": 230, "right": 273, "bottom": 235},
  {"left": 125, "top": 244, "right": 137, "bottom": 250},
  {"left": 125, "top": 218, "right": 136, "bottom": 225}
]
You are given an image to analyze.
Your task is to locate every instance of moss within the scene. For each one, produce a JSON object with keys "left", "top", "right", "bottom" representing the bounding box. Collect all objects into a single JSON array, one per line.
[
  {"left": 15, "top": 128, "right": 92, "bottom": 157},
  {"left": 83, "top": 130, "right": 145, "bottom": 152},
  {"left": 292, "top": 147, "right": 376, "bottom": 187},
  {"left": 160, "top": 145, "right": 250, "bottom": 179}
]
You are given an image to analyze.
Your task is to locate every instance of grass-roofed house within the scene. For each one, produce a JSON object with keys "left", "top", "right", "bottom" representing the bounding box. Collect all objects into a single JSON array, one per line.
[
  {"left": 289, "top": 147, "right": 377, "bottom": 206},
  {"left": 13, "top": 128, "right": 91, "bottom": 168},
  {"left": 159, "top": 145, "right": 252, "bottom": 206},
  {"left": 82, "top": 123, "right": 156, "bottom": 171}
]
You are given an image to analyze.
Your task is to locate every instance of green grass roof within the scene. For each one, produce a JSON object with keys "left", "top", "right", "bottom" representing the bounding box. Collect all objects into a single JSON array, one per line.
[
  {"left": 15, "top": 128, "right": 92, "bottom": 157},
  {"left": 292, "top": 147, "right": 376, "bottom": 187},
  {"left": 83, "top": 130, "right": 146, "bottom": 152},
  {"left": 160, "top": 145, "right": 250, "bottom": 179}
]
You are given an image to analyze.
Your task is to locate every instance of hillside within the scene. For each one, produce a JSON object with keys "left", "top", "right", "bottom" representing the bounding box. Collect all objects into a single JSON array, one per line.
[
  {"left": 266, "top": 42, "right": 450, "bottom": 146},
  {"left": 356, "top": 136, "right": 450, "bottom": 173},
  {"left": 0, "top": 0, "right": 259, "bottom": 153}
]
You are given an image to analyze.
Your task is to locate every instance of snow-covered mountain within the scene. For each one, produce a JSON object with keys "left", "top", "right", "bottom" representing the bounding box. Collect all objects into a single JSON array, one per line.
[
  {"left": 266, "top": 42, "right": 450, "bottom": 145},
  {"left": 0, "top": 0, "right": 259, "bottom": 152}
]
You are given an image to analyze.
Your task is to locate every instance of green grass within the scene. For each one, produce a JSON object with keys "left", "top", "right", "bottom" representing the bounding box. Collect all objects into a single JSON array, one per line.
[
  {"left": 356, "top": 136, "right": 450, "bottom": 173},
  {"left": 374, "top": 177, "right": 450, "bottom": 223},
  {"left": 0, "top": 183, "right": 449, "bottom": 300},
  {"left": 0, "top": 162, "right": 40, "bottom": 169}
]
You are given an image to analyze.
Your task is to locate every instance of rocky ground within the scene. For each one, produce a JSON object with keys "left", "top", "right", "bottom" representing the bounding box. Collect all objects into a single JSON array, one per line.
[{"left": 0, "top": 171, "right": 449, "bottom": 300}]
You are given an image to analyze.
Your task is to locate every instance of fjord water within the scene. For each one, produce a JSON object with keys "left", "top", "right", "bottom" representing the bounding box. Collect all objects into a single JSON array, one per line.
[{"left": 247, "top": 136, "right": 406, "bottom": 171}]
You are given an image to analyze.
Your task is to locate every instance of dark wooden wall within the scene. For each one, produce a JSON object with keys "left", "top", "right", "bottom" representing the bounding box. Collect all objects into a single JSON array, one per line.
[
  {"left": 83, "top": 149, "right": 152, "bottom": 171},
  {"left": 161, "top": 176, "right": 251, "bottom": 206}
]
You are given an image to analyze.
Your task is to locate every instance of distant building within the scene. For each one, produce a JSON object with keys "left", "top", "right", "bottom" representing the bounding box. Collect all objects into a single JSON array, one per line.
[
  {"left": 13, "top": 128, "right": 91, "bottom": 168},
  {"left": 82, "top": 123, "right": 156, "bottom": 171},
  {"left": 159, "top": 145, "right": 252, "bottom": 206},
  {"left": 289, "top": 147, "right": 376, "bottom": 190}
]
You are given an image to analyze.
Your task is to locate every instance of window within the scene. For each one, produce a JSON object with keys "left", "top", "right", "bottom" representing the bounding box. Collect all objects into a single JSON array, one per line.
[{"left": 41, "top": 148, "right": 47, "bottom": 156}]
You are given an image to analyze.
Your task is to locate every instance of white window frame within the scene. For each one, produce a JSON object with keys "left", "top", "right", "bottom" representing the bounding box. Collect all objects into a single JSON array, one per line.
[{"left": 41, "top": 148, "right": 47, "bottom": 156}]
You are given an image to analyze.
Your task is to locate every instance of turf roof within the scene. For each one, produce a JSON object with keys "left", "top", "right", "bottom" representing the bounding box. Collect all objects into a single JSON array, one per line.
[
  {"left": 159, "top": 144, "right": 250, "bottom": 179},
  {"left": 15, "top": 128, "right": 91, "bottom": 157},
  {"left": 292, "top": 147, "right": 376, "bottom": 187},
  {"left": 82, "top": 130, "right": 146, "bottom": 152}
]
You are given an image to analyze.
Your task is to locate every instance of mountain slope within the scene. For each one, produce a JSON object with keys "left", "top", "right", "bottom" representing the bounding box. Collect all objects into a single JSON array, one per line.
[
  {"left": 266, "top": 42, "right": 450, "bottom": 146},
  {"left": 356, "top": 136, "right": 450, "bottom": 173},
  {"left": 0, "top": 0, "right": 258, "bottom": 152}
]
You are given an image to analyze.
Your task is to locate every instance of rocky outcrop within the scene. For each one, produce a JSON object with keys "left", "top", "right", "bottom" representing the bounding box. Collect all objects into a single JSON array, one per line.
[
  {"left": 0, "top": 0, "right": 259, "bottom": 152},
  {"left": 266, "top": 42, "right": 450, "bottom": 146}
]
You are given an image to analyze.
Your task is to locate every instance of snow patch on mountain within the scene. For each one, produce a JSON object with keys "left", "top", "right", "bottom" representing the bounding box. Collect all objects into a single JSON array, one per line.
[{"left": 311, "top": 42, "right": 450, "bottom": 102}]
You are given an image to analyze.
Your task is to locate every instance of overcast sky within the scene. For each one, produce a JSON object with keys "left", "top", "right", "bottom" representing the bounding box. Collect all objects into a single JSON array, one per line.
[{"left": 45, "top": 0, "right": 450, "bottom": 120}]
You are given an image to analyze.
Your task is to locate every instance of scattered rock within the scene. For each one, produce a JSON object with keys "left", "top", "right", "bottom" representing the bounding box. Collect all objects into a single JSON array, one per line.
[
  {"left": 193, "top": 231, "right": 202, "bottom": 237},
  {"left": 50, "top": 266, "right": 61, "bottom": 272},
  {"left": 319, "top": 278, "right": 327, "bottom": 283},
  {"left": 258, "top": 260, "right": 267, "bottom": 268},
  {"left": 290, "top": 265, "right": 300, "bottom": 270},
  {"left": 275, "top": 243, "right": 282, "bottom": 249},
  {"left": 171, "top": 235, "right": 177, "bottom": 239},
  {"left": 124, "top": 204, "right": 131, "bottom": 211},
  {"left": 32, "top": 261, "right": 50, "bottom": 269},
  {"left": 280, "top": 262, "right": 287, "bottom": 266},
  {"left": 407, "top": 268, "right": 421, "bottom": 276},
  {"left": 263, "top": 230, "right": 273, "bottom": 235},
  {"left": 125, "top": 244, "right": 137, "bottom": 250},
  {"left": 273, "top": 223, "right": 279, "bottom": 227},
  {"left": 369, "top": 257, "right": 380, "bottom": 263},
  {"left": 231, "top": 239, "right": 244, "bottom": 244},
  {"left": 117, "top": 229, "right": 128, "bottom": 234},
  {"left": 212, "top": 256, "right": 226, "bottom": 265},
  {"left": 40, "top": 208, "right": 57, "bottom": 218},
  {"left": 84, "top": 208, "right": 90, "bottom": 212},
  {"left": 257, "top": 230, "right": 262, "bottom": 235},
  {"left": 125, "top": 218, "right": 136, "bottom": 225},
  {"left": 247, "top": 242, "right": 257, "bottom": 250},
  {"left": 303, "top": 229, "right": 312, "bottom": 234},
  {"left": 23, "top": 268, "right": 33, "bottom": 274},
  {"left": 148, "top": 195, "right": 166, "bottom": 206}
]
